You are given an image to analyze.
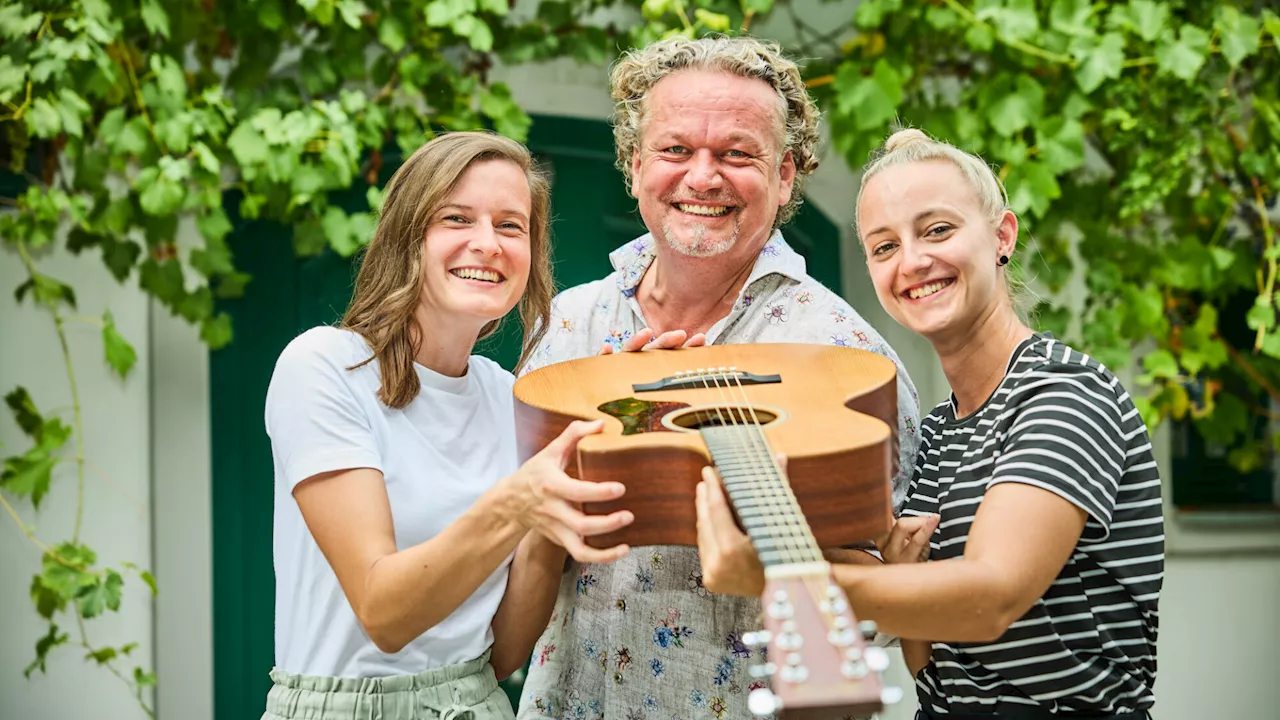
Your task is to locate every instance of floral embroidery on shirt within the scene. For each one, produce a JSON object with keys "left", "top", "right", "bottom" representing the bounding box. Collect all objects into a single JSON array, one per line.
[
  {"left": 725, "top": 632, "right": 752, "bottom": 659},
  {"left": 537, "top": 643, "right": 557, "bottom": 666},
  {"left": 650, "top": 658, "right": 665, "bottom": 677},
  {"left": 830, "top": 333, "right": 851, "bottom": 347},
  {"left": 635, "top": 567, "right": 655, "bottom": 591},
  {"left": 710, "top": 696, "right": 729, "bottom": 718},
  {"left": 765, "top": 304, "right": 788, "bottom": 324},
  {"left": 559, "top": 318, "right": 574, "bottom": 332},
  {"left": 689, "top": 690, "right": 706, "bottom": 708},
  {"left": 687, "top": 570, "right": 710, "bottom": 597},
  {"left": 712, "top": 656, "right": 735, "bottom": 686},
  {"left": 796, "top": 291, "right": 813, "bottom": 305},
  {"left": 653, "top": 615, "right": 695, "bottom": 648},
  {"left": 576, "top": 571, "right": 598, "bottom": 596}
]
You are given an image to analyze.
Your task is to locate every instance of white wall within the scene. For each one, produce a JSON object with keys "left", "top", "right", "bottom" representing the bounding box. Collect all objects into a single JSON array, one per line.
[{"left": 0, "top": 241, "right": 155, "bottom": 720}]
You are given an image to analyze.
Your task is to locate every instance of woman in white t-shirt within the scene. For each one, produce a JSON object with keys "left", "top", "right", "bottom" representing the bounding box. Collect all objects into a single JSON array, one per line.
[{"left": 261, "top": 131, "right": 635, "bottom": 720}]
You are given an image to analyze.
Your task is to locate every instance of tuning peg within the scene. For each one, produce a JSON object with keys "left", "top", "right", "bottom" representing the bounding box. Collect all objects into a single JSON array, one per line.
[
  {"left": 742, "top": 630, "right": 772, "bottom": 648},
  {"left": 748, "top": 662, "right": 777, "bottom": 678},
  {"left": 864, "top": 646, "right": 890, "bottom": 672},
  {"left": 881, "top": 686, "right": 905, "bottom": 705},
  {"left": 748, "top": 688, "right": 782, "bottom": 717},
  {"left": 858, "top": 620, "right": 878, "bottom": 640}
]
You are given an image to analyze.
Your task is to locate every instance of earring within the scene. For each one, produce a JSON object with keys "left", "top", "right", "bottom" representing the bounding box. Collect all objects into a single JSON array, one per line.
[{"left": 998, "top": 255, "right": 1009, "bottom": 266}]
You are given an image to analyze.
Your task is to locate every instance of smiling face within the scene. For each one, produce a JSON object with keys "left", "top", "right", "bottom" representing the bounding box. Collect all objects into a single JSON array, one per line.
[
  {"left": 418, "top": 159, "right": 532, "bottom": 334},
  {"left": 858, "top": 159, "right": 1018, "bottom": 342},
  {"left": 630, "top": 69, "right": 796, "bottom": 258}
]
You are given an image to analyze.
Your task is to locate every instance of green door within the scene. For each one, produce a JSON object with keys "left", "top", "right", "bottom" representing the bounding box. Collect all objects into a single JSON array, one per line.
[{"left": 209, "top": 115, "right": 842, "bottom": 720}]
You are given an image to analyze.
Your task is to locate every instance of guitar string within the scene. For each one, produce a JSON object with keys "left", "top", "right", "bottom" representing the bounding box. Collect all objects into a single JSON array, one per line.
[
  {"left": 694, "top": 368, "right": 799, "bottom": 565},
  {"left": 705, "top": 366, "right": 807, "bottom": 566},
  {"left": 724, "top": 367, "right": 820, "bottom": 563}
]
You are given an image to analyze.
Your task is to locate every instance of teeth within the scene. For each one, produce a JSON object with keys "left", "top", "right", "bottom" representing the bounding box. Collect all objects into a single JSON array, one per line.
[
  {"left": 907, "top": 280, "right": 952, "bottom": 299},
  {"left": 675, "top": 203, "right": 730, "bottom": 217},
  {"left": 452, "top": 268, "right": 501, "bottom": 283}
]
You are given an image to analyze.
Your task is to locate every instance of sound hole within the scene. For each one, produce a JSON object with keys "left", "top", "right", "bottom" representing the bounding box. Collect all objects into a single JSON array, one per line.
[{"left": 664, "top": 405, "right": 781, "bottom": 431}]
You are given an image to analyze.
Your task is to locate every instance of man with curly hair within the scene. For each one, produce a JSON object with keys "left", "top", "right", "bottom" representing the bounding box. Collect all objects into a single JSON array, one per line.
[{"left": 515, "top": 35, "right": 921, "bottom": 720}]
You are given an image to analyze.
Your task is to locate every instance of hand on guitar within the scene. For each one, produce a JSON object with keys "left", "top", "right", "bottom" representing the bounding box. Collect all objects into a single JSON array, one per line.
[
  {"left": 597, "top": 327, "right": 707, "bottom": 355},
  {"left": 498, "top": 419, "right": 634, "bottom": 564},
  {"left": 875, "top": 513, "right": 940, "bottom": 565},
  {"left": 694, "top": 466, "right": 765, "bottom": 597}
]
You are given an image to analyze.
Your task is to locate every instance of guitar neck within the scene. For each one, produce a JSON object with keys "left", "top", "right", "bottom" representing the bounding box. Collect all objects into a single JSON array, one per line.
[{"left": 700, "top": 425, "right": 825, "bottom": 570}]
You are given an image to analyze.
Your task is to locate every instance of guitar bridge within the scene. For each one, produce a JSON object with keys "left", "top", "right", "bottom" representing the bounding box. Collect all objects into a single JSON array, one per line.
[{"left": 632, "top": 368, "right": 782, "bottom": 393}]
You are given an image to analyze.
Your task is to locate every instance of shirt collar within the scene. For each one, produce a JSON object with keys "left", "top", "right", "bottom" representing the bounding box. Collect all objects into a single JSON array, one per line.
[{"left": 609, "top": 230, "right": 808, "bottom": 298}]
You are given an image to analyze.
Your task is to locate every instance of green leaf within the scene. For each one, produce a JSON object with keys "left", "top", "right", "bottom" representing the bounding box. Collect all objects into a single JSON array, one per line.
[
  {"left": 227, "top": 122, "right": 270, "bottom": 167},
  {"left": 694, "top": 9, "right": 730, "bottom": 32},
  {"left": 16, "top": 273, "right": 78, "bottom": 309},
  {"left": 378, "top": 14, "right": 407, "bottom": 51},
  {"left": 1215, "top": 6, "right": 1261, "bottom": 67},
  {"left": 0, "top": 6, "right": 43, "bottom": 40},
  {"left": 427, "top": 0, "right": 475, "bottom": 27},
  {"left": 451, "top": 15, "right": 493, "bottom": 52},
  {"left": 196, "top": 208, "right": 234, "bottom": 246},
  {"left": 23, "top": 624, "right": 69, "bottom": 679},
  {"left": 337, "top": 0, "right": 368, "bottom": 28},
  {"left": 1156, "top": 24, "right": 1211, "bottom": 82},
  {"left": 1073, "top": 32, "right": 1125, "bottom": 93},
  {"left": 1126, "top": 0, "right": 1168, "bottom": 42},
  {"left": 976, "top": 0, "right": 1038, "bottom": 42},
  {"left": 140, "top": 259, "right": 187, "bottom": 303},
  {"left": 477, "top": 0, "right": 508, "bottom": 14},
  {"left": 2, "top": 454, "right": 58, "bottom": 506},
  {"left": 1260, "top": 331, "right": 1280, "bottom": 359},
  {"left": 86, "top": 647, "right": 118, "bottom": 664},
  {"left": 156, "top": 114, "right": 194, "bottom": 154},
  {"left": 1036, "top": 117, "right": 1085, "bottom": 174},
  {"left": 965, "top": 21, "right": 995, "bottom": 51},
  {"left": 101, "top": 237, "right": 143, "bottom": 283},
  {"left": 1265, "top": 11, "right": 1280, "bottom": 52},
  {"left": 835, "top": 59, "right": 904, "bottom": 131},
  {"left": 854, "top": 0, "right": 902, "bottom": 29},
  {"left": 137, "top": 170, "right": 185, "bottom": 216},
  {"left": 367, "top": 186, "right": 384, "bottom": 214},
  {"left": 1005, "top": 160, "right": 1060, "bottom": 218},
  {"left": 1210, "top": 247, "right": 1235, "bottom": 270},
  {"left": 192, "top": 141, "right": 220, "bottom": 175},
  {"left": 141, "top": 0, "right": 171, "bottom": 37},
  {"left": 200, "top": 313, "right": 234, "bottom": 349},
  {"left": 134, "top": 667, "right": 157, "bottom": 688},
  {"left": 27, "top": 98, "right": 62, "bottom": 139},
  {"left": 986, "top": 75, "right": 1045, "bottom": 136},
  {"left": 102, "top": 310, "right": 137, "bottom": 380},
  {"left": 77, "top": 569, "right": 123, "bottom": 619},
  {"left": 150, "top": 54, "right": 187, "bottom": 100},
  {"left": 479, "top": 83, "right": 532, "bottom": 141},
  {"left": 115, "top": 117, "right": 152, "bottom": 157},
  {"left": 1049, "top": 0, "right": 1092, "bottom": 37},
  {"left": 30, "top": 575, "right": 66, "bottom": 620},
  {"left": 1246, "top": 294, "right": 1276, "bottom": 331},
  {"left": 0, "top": 56, "right": 26, "bottom": 105},
  {"left": 5, "top": 387, "right": 44, "bottom": 439},
  {"left": 138, "top": 570, "right": 157, "bottom": 596},
  {"left": 1141, "top": 349, "right": 1179, "bottom": 379}
]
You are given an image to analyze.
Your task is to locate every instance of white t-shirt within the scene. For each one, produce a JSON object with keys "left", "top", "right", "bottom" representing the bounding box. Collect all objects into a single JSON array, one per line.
[{"left": 264, "top": 326, "right": 519, "bottom": 678}]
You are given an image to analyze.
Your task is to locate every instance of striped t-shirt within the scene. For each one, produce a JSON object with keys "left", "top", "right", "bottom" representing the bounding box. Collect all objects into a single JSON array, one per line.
[{"left": 901, "top": 333, "right": 1163, "bottom": 715}]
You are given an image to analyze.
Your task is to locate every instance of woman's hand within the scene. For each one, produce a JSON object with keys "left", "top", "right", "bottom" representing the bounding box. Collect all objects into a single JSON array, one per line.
[
  {"left": 695, "top": 466, "right": 765, "bottom": 597},
  {"left": 498, "top": 419, "right": 634, "bottom": 564},
  {"left": 875, "top": 513, "right": 941, "bottom": 565},
  {"left": 598, "top": 328, "right": 707, "bottom": 355}
]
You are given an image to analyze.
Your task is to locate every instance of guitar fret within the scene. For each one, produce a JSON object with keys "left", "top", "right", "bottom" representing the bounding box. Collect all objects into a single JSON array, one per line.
[{"left": 699, "top": 425, "right": 823, "bottom": 568}]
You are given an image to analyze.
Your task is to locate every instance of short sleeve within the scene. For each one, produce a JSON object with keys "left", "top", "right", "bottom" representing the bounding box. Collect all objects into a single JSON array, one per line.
[
  {"left": 988, "top": 364, "right": 1125, "bottom": 542},
  {"left": 265, "top": 329, "right": 383, "bottom": 489}
]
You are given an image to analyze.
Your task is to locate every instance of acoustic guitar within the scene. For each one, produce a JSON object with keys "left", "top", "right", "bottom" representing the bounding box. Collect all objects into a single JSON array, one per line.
[{"left": 513, "top": 343, "right": 904, "bottom": 719}]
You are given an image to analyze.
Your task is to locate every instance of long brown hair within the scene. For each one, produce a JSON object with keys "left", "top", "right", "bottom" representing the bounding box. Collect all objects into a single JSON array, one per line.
[{"left": 342, "top": 131, "right": 553, "bottom": 409}]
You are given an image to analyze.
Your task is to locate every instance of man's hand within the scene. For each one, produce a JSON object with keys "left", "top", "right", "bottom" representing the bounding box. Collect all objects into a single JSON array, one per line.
[
  {"left": 695, "top": 466, "right": 765, "bottom": 597},
  {"left": 598, "top": 328, "right": 707, "bottom": 355},
  {"left": 875, "top": 513, "right": 941, "bottom": 565}
]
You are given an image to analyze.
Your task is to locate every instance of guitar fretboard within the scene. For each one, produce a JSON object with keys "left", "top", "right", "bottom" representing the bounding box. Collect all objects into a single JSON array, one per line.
[{"left": 700, "top": 424, "right": 823, "bottom": 567}]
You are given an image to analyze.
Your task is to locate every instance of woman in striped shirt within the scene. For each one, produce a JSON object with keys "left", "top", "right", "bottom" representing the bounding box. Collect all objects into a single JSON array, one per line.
[{"left": 694, "top": 128, "right": 1162, "bottom": 719}]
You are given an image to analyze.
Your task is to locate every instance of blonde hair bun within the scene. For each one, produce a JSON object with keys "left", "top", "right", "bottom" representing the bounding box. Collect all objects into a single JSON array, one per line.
[{"left": 883, "top": 128, "right": 932, "bottom": 153}]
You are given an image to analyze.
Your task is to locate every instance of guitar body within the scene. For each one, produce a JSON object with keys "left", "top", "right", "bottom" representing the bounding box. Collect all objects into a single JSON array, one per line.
[{"left": 513, "top": 343, "right": 900, "bottom": 549}]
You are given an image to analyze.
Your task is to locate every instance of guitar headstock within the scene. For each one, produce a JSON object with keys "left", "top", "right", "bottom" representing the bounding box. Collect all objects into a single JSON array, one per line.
[{"left": 743, "top": 571, "right": 901, "bottom": 720}]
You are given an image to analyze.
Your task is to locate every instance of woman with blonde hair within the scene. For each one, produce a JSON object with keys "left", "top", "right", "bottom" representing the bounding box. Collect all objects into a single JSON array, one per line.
[
  {"left": 694, "top": 128, "right": 1162, "bottom": 719},
  {"left": 261, "top": 131, "right": 633, "bottom": 720}
]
